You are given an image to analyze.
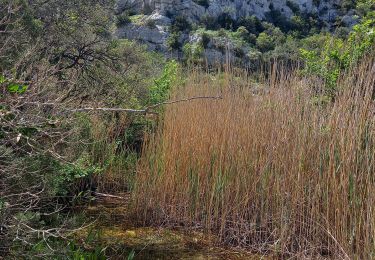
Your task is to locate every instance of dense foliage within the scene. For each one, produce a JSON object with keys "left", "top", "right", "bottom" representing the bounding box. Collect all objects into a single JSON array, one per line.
[
  {"left": 159, "top": 0, "right": 375, "bottom": 75},
  {"left": 301, "top": 9, "right": 375, "bottom": 94},
  {"left": 0, "top": 0, "right": 168, "bottom": 257}
]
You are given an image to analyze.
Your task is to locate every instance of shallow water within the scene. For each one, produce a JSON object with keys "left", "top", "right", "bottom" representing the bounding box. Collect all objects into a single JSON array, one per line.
[{"left": 75, "top": 194, "right": 271, "bottom": 260}]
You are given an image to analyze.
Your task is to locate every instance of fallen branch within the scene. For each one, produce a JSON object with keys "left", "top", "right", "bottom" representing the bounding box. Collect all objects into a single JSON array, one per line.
[
  {"left": 93, "top": 192, "right": 127, "bottom": 200},
  {"left": 71, "top": 95, "right": 223, "bottom": 114},
  {"left": 70, "top": 107, "right": 152, "bottom": 114},
  {"left": 146, "top": 95, "right": 223, "bottom": 110}
]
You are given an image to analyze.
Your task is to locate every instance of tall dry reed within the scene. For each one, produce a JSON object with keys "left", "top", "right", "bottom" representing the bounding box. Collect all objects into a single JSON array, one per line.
[{"left": 133, "top": 60, "right": 375, "bottom": 258}]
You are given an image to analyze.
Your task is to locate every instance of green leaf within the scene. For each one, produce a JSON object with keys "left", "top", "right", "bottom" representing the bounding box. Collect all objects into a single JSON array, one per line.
[
  {"left": 127, "top": 250, "right": 135, "bottom": 260},
  {"left": 0, "top": 75, "right": 6, "bottom": 84},
  {"left": 7, "top": 84, "right": 28, "bottom": 94}
]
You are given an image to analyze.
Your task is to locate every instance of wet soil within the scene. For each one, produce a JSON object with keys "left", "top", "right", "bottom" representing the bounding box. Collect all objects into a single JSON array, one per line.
[{"left": 75, "top": 193, "right": 272, "bottom": 260}]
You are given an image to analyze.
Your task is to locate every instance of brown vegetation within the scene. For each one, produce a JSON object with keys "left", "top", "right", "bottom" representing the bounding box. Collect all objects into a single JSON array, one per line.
[{"left": 133, "top": 60, "right": 375, "bottom": 258}]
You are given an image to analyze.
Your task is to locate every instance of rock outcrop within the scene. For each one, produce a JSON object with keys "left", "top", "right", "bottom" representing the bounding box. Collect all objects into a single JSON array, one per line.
[
  {"left": 118, "top": 0, "right": 342, "bottom": 22},
  {"left": 115, "top": 0, "right": 358, "bottom": 64}
]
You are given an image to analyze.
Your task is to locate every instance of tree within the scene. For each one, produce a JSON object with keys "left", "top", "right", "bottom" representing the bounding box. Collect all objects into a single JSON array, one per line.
[
  {"left": 238, "top": 15, "right": 264, "bottom": 35},
  {"left": 0, "top": 0, "right": 165, "bottom": 257},
  {"left": 256, "top": 32, "right": 275, "bottom": 52}
]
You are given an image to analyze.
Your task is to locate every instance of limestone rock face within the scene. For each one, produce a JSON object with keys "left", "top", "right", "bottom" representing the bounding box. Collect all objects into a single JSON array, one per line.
[
  {"left": 115, "top": 0, "right": 356, "bottom": 65},
  {"left": 146, "top": 12, "right": 172, "bottom": 26},
  {"left": 125, "top": 0, "right": 342, "bottom": 22},
  {"left": 116, "top": 23, "right": 169, "bottom": 52}
]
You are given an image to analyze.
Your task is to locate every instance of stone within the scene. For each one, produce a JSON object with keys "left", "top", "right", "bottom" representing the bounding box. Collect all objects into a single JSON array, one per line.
[
  {"left": 115, "top": 23, "right": 169, "bottom": 52},
  {"left": 147, "top": 12, "right": 172, "bottom": 26}
]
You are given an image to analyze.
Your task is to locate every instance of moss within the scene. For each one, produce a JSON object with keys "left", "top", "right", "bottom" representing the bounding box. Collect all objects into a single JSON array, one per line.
[{"left": 129, "top": 14, "right": 147, "bottom": 25}]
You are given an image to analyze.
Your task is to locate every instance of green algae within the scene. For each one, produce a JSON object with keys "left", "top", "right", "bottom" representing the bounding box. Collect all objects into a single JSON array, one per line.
[{"left": 73, "top": 196, "right": 271, "bottom": 259}]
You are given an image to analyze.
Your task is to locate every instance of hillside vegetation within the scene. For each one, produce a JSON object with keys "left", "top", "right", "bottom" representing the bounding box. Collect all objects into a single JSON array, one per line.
[{"left": 116, "top": 0, "right": 375, "bottom": 66}]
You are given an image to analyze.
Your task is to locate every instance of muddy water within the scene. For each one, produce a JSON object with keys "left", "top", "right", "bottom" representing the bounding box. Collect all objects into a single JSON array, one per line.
[{"left": 76, "top": 194, "right": 271, "bottom": 260}]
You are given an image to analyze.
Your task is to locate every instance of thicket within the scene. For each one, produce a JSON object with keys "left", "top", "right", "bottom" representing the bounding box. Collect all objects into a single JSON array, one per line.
[{"left": 0, "top": 0, "right": 173, "bottom": 257}]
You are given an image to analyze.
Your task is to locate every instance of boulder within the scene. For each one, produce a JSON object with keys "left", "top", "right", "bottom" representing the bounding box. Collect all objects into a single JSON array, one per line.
[{"left": 147, "top": 12, "right": 172, "bottom": 26}]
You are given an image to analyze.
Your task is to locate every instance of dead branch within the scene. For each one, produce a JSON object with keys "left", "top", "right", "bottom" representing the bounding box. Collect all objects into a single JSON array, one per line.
[
  {"left": 70, "top": 95, "right": 223, "bottom": 114},
  {"left": 70, "top": 107, "right": 152, "bottom": 114},
  {"left": 93, "top": 192, "right": 127, "bottom": 200}
]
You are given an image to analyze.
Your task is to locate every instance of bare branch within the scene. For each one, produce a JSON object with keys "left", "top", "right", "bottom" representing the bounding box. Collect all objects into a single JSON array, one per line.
[
  {"left": 70, "top": 107, "right": 151, "bottom": 114},
  {"left": 70, "top": 95, "right": 223, "bottom": 114}
]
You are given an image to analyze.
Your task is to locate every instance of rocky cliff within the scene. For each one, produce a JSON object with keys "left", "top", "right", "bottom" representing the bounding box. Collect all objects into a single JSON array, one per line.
[
  {"left": 117, "top": 0, "right": 342, "bottom": 21},
  {"left": 115, "top": 0, "right": 360, "bottom": 64}
]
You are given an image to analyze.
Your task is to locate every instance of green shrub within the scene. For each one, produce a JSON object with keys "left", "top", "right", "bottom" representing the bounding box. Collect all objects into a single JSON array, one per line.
[
  {"left": 201, "top": 32, "right": 211, "bottom": 48},
  {"left": 290, "top": 15, "right": 306, "bottom": 32},
  {"left": 167, "top": 32, "right": 181, "bottom": 50},
  {"left": 200, "top": 14, "right": 218, "bottom": 30},
  {"left": 51, "top": 157, "right": 102, "bottom": 198},
  {"left": 171, "top": 15, "right": 192, "bottom": 33},
  {"left": 149, "top": 60, "right": 179, "bottom": 105},
  {"left": 116, "top": 13, "right": 131, "bottom": 26},
  {"left": 265, "top": 9, "right": 292, "bottom": 32},
  {"left": 236, "top": 26, "right": 249, "bottom": 39},
  {"left": 256, "top": 32, "right": 275, "bottom": 52},
  {"left": 238, "top": 15, "right": 264, "bottom": 35},
  {"left": 145, "top": 19, "right": 156, "bottom": 28},
  {"left": 235, "top": 25, "right": 257, "bottom": 45},
  {"left": 300, "top": 11, "right": 375, "bottom": 92},
  {"left": 217, "top": 28, "right": 227, "bottom": 37},
  {"left": 183, "top": 43, "right": 204, "bottom": 64},
  {"left": 217, "top": 11, "right": 236, "bottom": 30}
]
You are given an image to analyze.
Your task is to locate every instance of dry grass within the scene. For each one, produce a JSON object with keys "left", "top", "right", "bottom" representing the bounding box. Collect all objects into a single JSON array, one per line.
[{"left": 132, "top": 60, "right": 375, "bottom": 259}]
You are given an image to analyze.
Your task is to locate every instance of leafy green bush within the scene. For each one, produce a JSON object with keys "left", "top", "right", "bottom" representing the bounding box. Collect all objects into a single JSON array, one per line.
[
  {"left": 167, "top": 32, "right": 181, "bottom": 50},
  {"left": 290, "top": 15, "right": 306, "bottom": 32},
  {"left": 200, "top": 14, "right": 218, "bottom": 30},
  {"left": 201, "top": 32, "right": 211, "bottom": 48},
  {"left": 356, "top": 0, "right": 375, "bottom": 16},
  {"left": 300, "top": 11, "right": 375, "bottom": 92},
  {"left": 256, "top": 32, "right": 275, "bottom": 52},
  {"left": 171, "top": 16, "right": 192, "bottom": 33},
  {"left": 1, "top": 1, "right": 166, "bottom": 257},
  {"left": 238, "top": 15, "right": 264, "bottom": 35},
  {"left": 149, "top": 60, "right": 180, "bottom": 105},
  {"left": 217, "top": 11, "right": 236, "bottom": 30},
  {"left": 116, "top": 13, "right": 131, "bottom": 26},
  {"left": 265, "top": 9, "right": 292, "bottom": 32},
  {"left": 183, "top": 43, "right": 204, "bottom": 64},
  {"left": 52, "top": 158, "right": 102, "bottom": 198},
  {"left": 236, "top": 26, "right": 249, "bottom": 40}
]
